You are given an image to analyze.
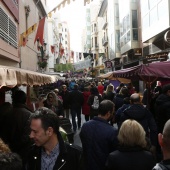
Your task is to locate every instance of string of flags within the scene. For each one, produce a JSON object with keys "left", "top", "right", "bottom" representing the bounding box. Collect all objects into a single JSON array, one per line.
[{"left": 19, "top": 0, "right": 93, "bottom": 49}]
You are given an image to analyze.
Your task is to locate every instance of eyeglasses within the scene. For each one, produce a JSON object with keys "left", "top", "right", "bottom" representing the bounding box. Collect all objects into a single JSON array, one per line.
[{"left": 48, "top": 96, "right": 53, "bottom": 99}]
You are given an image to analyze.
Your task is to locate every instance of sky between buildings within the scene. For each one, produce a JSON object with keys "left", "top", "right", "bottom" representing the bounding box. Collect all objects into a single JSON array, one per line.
[{"left": 47, "top": 0, "right": 86, "bottom": 52}]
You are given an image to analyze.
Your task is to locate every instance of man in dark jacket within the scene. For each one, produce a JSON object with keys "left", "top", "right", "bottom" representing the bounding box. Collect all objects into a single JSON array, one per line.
[
  {"left": 25, "top": 107, "right": 83, "bottom": 170},
  {"left": 120, "top": 93, "right": 157, "bottom": 147},
  {"left": 69, "top": 84, "right": 84, "bottom": 132},
  {"left": 80, "top": 100, "right": 118, "bottom": 170},
  {"left": 59, "top": 85, "right": 70, "bottom": 119},
  {"left": 155, "top": 84, "right": 170, "bottom": 133},
  {"left": 10, "top": 90, "right": 33, "bottom": 163}
]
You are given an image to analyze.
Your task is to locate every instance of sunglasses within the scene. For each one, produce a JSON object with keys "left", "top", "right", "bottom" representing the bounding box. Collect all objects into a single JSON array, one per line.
[{"left": 48, "top": 96, "right": 53, "bottom": 99}]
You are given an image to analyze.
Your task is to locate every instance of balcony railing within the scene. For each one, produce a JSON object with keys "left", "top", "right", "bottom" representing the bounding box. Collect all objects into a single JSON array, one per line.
[{"left": 102, "top": 37, "right": 108, "bottom": 46}]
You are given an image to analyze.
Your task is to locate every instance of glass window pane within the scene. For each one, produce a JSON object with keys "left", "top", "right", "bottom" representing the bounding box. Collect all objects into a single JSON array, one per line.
[
  {"left": 149, "top": 0, "right": 157, "bottom": 9},
  {"left": 142, "top": 13, "right": 149, "bottom": 30},
  {"left": 158, "top": 0, "right": 168, "bottom": 20},
  {"left": 150, "top": 7, "right": 157, "bottom": 26},
  {"left": 127, "top": 31, "right": 130, "bottom": 42},
  {"left": 127, "top": 14, "right": 130, "bottom": 30},
  {"left": 133, "top": 29, "right": 138, "bottom": 40},
  {"left": 132, "top": 10, "right": 138, "bottom": 28},
  {"left": 141, "top": 0, "right": 149, "bottom": 16}
]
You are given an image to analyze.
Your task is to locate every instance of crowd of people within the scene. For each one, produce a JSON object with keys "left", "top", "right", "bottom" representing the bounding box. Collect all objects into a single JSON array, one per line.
[{"left": 0, "top": 79, "right": 170, "bottom": 170}]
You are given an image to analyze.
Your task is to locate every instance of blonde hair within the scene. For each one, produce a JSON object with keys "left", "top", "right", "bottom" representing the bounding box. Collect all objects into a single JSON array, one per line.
[
  {"left": 47, "top": 92, "right": 58, "bottom": 106},
  {"left": 106, "top": 84, "right": 114, "bottom": 93},
  {"left": 118, "top": 119, "right": 146, "bottom": 148},
  {"left": 0, "top": 139, "right": 11, "bottom": 153}
]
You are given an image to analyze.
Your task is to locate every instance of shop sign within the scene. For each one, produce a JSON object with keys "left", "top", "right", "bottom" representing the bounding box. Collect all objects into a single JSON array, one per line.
[
  {"left": 104, "top": 61, "right": 112, "bottom": 68},
  {"left": 143, "top": 55, "right": 167, "bottom": 64},
  {"left": 134, "top": 48, "right": 142, "bottom": 56},
  {"left": 164, "top": 30, "right": 170, "bottom": 46}
]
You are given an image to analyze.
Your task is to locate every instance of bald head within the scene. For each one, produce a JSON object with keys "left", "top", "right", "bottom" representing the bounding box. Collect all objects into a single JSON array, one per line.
[
  {"left": 162, "top": 120, "right": 170, "bottom": 152},
  {"left": 163, "top": 120, "right": 170, "bottom": 138},
  {"left": 130, "top": 93, "right": 140, "bottom": 104}
]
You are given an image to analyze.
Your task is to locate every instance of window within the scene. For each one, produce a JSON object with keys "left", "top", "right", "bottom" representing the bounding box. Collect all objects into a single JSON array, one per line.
[
  {"left": 142, "top": 13, "right": 149, "bottom": 30},
  {"left": 141, "top": 0, "right": 149, "bottom": 16},
  {"left": 65, "top": 28, "right": 67, "bottom": 32},
  {"left": 149, "top": 0, "right": 158, "bottom": 9},
  {"left": 158, "top": 0, "right": 168, "bottom": 20},
  {"left": 95, "top": 37, "right": 97, "bottom": 46},
  {"left": 132, "top": 10, "right": 138, "bottom": 28},
  {"left": 0, "top": 7, "right": 18, "bottom": 48},
  {"left": 65, "top": 41, "right": 67, "bottom": 44},
  {"left": 150, "top": 7, "right": 157, "bottom": 26},
  {"left": 115, "top": 30, "right": 120, "bottom": 52},
  {"left": 115, "top": 4, "right": 119, "bottom": 26},
  {"left": 91, "top": 25, "right": 93, "bottom": 32},
  {"left": 133, "top": 29, "right": 138, "bottom": 40},
  {"left": 91, "top": 38, "right": 93, "bottom": 47}
]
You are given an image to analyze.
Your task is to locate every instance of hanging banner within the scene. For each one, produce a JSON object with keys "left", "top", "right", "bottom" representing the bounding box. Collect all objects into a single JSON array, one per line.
[
  {"left": 73, "top": 59, "right": 91, "bottom": 71},
  {"left": 34, "top": 17, "right": 46, "bottom": 45}
]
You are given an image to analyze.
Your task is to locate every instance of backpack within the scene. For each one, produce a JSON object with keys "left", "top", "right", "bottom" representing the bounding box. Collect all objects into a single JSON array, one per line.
[{"left": 91, "top": 96, "right": 99, "bottom": 110}]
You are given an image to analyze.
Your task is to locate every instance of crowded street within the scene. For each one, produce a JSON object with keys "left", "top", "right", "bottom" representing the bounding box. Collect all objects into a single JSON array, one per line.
[{"left": 0, "top": 0, "right": 170, "bottom": 170}]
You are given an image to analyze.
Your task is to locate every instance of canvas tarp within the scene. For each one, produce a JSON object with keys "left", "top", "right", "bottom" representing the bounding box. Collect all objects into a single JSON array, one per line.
[
  {"left": 112, "top": 61, "right": 170, "bottom": 82},
  {"left": 0, "top": 65, "right": 56, "bottom": 88}
]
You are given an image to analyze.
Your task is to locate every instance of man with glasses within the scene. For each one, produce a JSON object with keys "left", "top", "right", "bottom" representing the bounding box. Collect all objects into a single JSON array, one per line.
[{"left": 24, "top": 107, "right": 83, "bottom": 170}]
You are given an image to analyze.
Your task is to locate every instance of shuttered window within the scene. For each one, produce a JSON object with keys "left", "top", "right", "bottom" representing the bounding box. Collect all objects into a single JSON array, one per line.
[{"left": 0, "top": 7, "right": 18, "bottom": 48}]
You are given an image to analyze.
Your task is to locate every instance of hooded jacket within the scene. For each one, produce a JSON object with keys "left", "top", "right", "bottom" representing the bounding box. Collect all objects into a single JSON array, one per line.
[
  {"left": 120, "top": 104, "right": 157, "bottom": 146},
  {"left": 155, "top": 94, "right": 170, "bottom": 133}
]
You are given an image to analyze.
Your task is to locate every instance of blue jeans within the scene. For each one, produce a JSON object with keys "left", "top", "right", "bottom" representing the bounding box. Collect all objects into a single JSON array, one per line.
[{"left": 71, "top": 107, "right": 81, "bottom": 131}]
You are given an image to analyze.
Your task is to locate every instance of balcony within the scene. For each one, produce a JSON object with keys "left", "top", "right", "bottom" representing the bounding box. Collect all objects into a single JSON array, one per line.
[{"left": 102, "top": 37, "right": 108, "bottom": 46}]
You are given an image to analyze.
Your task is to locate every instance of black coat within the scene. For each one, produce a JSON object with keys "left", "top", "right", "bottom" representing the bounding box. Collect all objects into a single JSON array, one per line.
[
  {"left": 105, "top": 146, "right": 156, "bottom": 170},
  {"left": 120, "top": 104, "right": 157, "bottom": 147},
  {"left": 9, "top": 104, "right": 33, "bottom": 162},
  {"left": 59, "top": 90, "right": 70, "bottom": 109},
  {"left": 155, "top": 94, "right": 170, "bottom": 133},
  {"left": 69, "top": 90, "right": 84, "bottom": 109},
  {"left": 24, "top": 133, "right": 83, "bottom": 170}
]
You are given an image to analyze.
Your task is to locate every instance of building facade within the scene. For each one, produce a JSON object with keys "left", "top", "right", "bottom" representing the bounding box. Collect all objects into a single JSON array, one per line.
[{"left": 0, "top": 0, "right": 19, "bottom": 67}]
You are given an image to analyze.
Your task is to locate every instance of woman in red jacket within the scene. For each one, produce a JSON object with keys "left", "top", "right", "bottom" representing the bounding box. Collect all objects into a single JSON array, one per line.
[
  {"left": 82, "top": 87, "right": 91, "bottom": 121},
  {"left": 97, "top": 82, "right": 104, "bottom": 95}
]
